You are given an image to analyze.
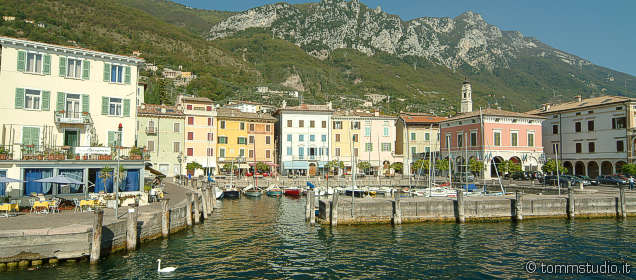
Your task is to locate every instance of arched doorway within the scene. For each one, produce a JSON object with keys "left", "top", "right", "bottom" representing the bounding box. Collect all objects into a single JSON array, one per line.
[
  {"left": 587, "top": 162, "right": 599, "bottom": 178},
  {"left": 383, "top": 160, "right": 391, "bottom": 176},
  {"left": 491, "top": 156, "right": 504, "bottom": 177},
  {"left": 563, "top": 161, "right": 573, "bottom": 175},
  {"left": 601, "top": 161, "right": 613, "bottom": 175},
  {"left": 575, "top": 161, "right": 585, "bottom": 176},
  {"left": 309, "top": 163, "right": 317, "bottom": 176},
  {"left": 616, "top": 161, "right": 626, "bottom": 174}
]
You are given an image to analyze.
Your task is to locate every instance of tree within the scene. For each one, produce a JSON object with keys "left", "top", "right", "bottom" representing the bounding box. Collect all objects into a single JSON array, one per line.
[
  {"left": 357, "top": 161, "right": 371, "bottom": 173},
  {"left": 621, "top": 164, "right": 636, "bottom": 176},
  {"left": 542, "top": 159, "right": 567, "bottom": 175},
  {"left": 99, "top": 166, "right": 114, "bottom": 189},
  {"left": 255, "top": 162, "right": 270, "bottom": 173},
  {"left": 326, "top": 160, "right": 345, "bottom": 174},
  {"left": 437, "top": 158, "right": 450, "bottom": 172},
  {"left": 222, "top": 162, "right": 238, "bottom": 172},
  {"left": 390, "top": 162, "right": 403, "bottom": 174},
  {"left": 412, "top": 159, "right": 429, "bottom": 174},
  {"left": 469, "top": 159, "right": 484, "bottom": 175},
  {"left": 186, "top": 162, "right": 203, "bottom": 172}
]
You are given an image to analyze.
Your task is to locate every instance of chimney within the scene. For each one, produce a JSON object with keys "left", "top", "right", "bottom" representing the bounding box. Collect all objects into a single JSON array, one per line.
[{"left": 575, "top": 95, "right": 582, "bottom": 102}]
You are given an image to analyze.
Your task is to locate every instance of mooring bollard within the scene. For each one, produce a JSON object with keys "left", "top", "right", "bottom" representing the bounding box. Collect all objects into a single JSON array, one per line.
[
  {"left": 126, "top": 207, "right": 138, "bottom": 251},
  {"left": 201, "top": 189, "right": 209, "bottom": 220},
  {"left": 309, "top": 190, "right": 316, "bottom": 225},
  {"left": 211, "top": 186, "right": 218, "bottom": 209},
  {"left": 161, "top": 199, "right": 170, "bottom": 237},
  {"left": 515, "top": 191, "right": 523, "bottom": 221},
  {"left": 456, "top": 189, "right": 465, "bottom": 223},
  {"left": 305, "top": 190, "right": 312, "bottom": 221},
  {"left": 186, "top": 192, "right": 193, "bottom": 227},
  {"left": 90, "top": 209, "right": 104, "bottom": 264},
  {"left": 619, "top": 186, "right": 626, "bottom": 218},
  {"left": 207, "top": 187, "right": 213, "bottom": 214},
  {"left": 330, "top": 191, "right": 339, "bottom": 226},
  {"left": 567, "top": 187, "right": 575, "bottom": 219},
  {"left": 193, "top": 193, "right": 201, "bottom": 224},
  {"left": 392, "top": 190, "right": 402, "bottom": 225}
]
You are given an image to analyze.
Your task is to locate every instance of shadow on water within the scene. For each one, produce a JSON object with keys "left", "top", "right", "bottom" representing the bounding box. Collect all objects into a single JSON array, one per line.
[{"left": 3, "top": 196, "right": 635, "bottom": 279}]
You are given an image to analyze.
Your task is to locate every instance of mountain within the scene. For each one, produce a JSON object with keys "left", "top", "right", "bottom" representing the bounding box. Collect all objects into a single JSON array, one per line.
[{"left": 0, "top": 0, "right": 634, "bottom": 114}]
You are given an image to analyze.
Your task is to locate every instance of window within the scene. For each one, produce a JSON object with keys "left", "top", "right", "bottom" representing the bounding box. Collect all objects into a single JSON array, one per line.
[
  {"left": 187, "top": 148, "right": 193, "bottom": 156},
  {"left": 410, "top": 132, "right": 416, "bottom": 141},
  {"left": 612, "top": 117, "right": 626, "bottom": 129},
  {"left": 218, "top": 136, "right": 228, "bottom": 144},
  {"left": 365, "top": 143, "right": 373, "bottom": 152},
  {"left": 299, "top": 135, "right": 304, "bottom": 142},
  {"left": 494, "top": 131, "right": 501, "bottom": 146},
  {"left": 26, "top": 52, "right": 43, "bottom": 74},
  {"left": 383, "top": 127, "right": 389, "bottom": 137},
  {"left": 552, "top": 143, "right": 559, "bottom": 154},
  {"left": 335, "top": 134, "right": 341, "bottom": 142},
  {"left": 266, "top": 124, "right": 271, "bottom": 132},
  {"left": 310, "top": 120, "right": 315, "bottom": 128},
  {"left": 206, "top": 106, "right": 212, "bottom": 111},
  {"left": 220, "top": 120, "right": 226, "bottom": 129},
  {"left": 266, "top": 136, "right": 271, "bottom": 145},
  {"left": 588, "top": 120, "right": 594, "bottom": 131},
  {"left": 187, "top": 104, "right": 192, "bottom": 110},
  {"left": 266, "top": 150, "right": 271, "bottom": 158},
  {"left": 66, "top": 58, "right": 83, "bottom": 78},
  {"left": 576, "top": 143, "right": 582, "bottom": 153},
  {"left": 445, "top": 135, "right": 451, "bottom": 148},
  {"left": 470, "top": 132, "right": 477, "bottom": 146},
  {"left": 249, "top": 150, "right": 254, "bottom": 158},
  {"left": 528, "top": 133, "right": 534, "bottom": 147},
  {"left": 333, "top": 121, "right": 342, "bottom": 129},
  {"left": 617, "top": 106, "right": 623, "bottom": 111},
  {"left": 322, "top": 121, "right": 327, "bottom": 128},
  {"left": 511, "top": 131, "right": 518, "bottom": 147},
  {"left": 309, "top": 135, "right": 315, "bottom": 142},
  {"left": 410, "top": 147, "right": 416, "bottom": 156},
  {"left": 589, "top": 142, "right": 595, "bottom": 153},
  {"left": 353, "top": 134, "right": 359, "bottom": 142},
  {"left": 24, "top": 89, "right": 41, "bottom": 110},
  {"left": 188, "top": 117, "right": 194, "bottom": 125},
  {"left": 219, "top": 148, "right": 225, "bottom": 158},
  {"left": 207, "top": 148, "right": 213, "bottom": 156},
  {"left": 249, "top": 135, "right": 254, "bottom": 144},
  {"left": 173, "top": 123, "right": 180, "bottom": 132},
  {"left": 335, "top": 148, "right": 341, "bottom": 156},
  {"left": 208, "top": 118, "right": 212, "bottom": 126},
  {"left": 457, "top": 134, "right": 463, "bottom": 147},
  {"left": 352, "top": 121, "right": 360, "bottom": 129},
  {"left": 575, "top": 122, "right": 581, "bottom": 132},
  {"left": 552, "top": 125, "right": 558, "bottom": 134},
  {"left": 382, "top": 143, "right": 391, "bottom": 151},
  {"left": 365, "top": 127, "right": 371, "bottom": 137},
  {"left": 147, "top": 140, "right": 155, "bottom": 152},
  {"left": 298, "top": 147, "right": 304, "bottom": 158},
  {"left": 617, "top": 140, "right": 625, "bottom": 152},
  {"left": 287, "top": 134, "right": 292, "bottom": 142},
  {"left": 240, "top": 122, "right": 245, "bottom": 130},
  {"left": 208, "top": 133, "right": 214, "bottom": 142},
  {"left": 321, "top": 135, "right": 327, "bottom": 142},
  {"left": 110, "top": 65, "right": 124, "bottom": 83},
  {"left": 173, "top": 142, "right": 180, "bottom": 153},
  {"left": 237, "top": 137, "right": 247, "bottom": 145},
  {"left": 299, "top": 120, "right": 304, "bottom": 128},
  {"left": 187, "top": 132, "right": 193, "bottom": 140},
  {"left": 109, "top": 98, "right": 122, "bottom": 116},
  {"left": 287, "top": 120, "right": 293, "bottom": 127},
  {"left": 286, "top": 147, "right": 292, "bottom": 155},
  {"left": 425, "top": 147, "right": 430, "bottom": 153},
  {"left": 425, "top": 133, "right": 430, "bottom": 141}
]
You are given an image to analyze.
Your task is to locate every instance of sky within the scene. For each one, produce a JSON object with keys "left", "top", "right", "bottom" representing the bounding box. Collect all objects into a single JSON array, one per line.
[{"left": 174, "top": 0, "right": 636, "bottom": 76}]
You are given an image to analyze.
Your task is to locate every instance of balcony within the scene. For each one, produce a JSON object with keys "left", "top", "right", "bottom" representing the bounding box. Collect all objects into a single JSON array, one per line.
[
  {"left": 145, "top": 126, "right": 158, "bottom": 135},
  {"left": 0, "top": 145, "right": 149, "bottom": 161},
  {"left": 54, "top": 111, "right": 91, "bottom": 125}
]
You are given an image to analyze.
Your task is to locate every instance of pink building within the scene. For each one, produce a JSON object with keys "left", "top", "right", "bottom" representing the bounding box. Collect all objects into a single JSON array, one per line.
[{"left": 440, "top": 109, "right": 545, "bottom": 179}]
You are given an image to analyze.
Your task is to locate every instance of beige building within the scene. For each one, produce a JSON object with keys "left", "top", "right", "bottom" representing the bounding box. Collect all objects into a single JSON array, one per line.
[
  {"left": 176, "top": 95, "right": 217, "bottom": 176},
  {"left": 396, "top": 113, "right": 447, "bottom": 175}
]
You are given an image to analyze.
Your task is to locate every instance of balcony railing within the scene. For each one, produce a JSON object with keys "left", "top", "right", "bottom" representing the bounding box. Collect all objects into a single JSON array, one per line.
[
  {"left": 145, "top": 126, "right": 158, "bottom": 135},
  {"left": 0, "top": 145, "right": 149, "bottom": 161},
  {"left": 54, "top": 111, "right": 91, "bottom": 125}
]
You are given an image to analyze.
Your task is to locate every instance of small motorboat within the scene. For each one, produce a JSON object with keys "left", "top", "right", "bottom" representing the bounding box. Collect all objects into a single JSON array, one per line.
[
  {"left": 244, "top": 188, "right": 262, "bottom": 197},
  {"left": 215, "top": 187, "right": 224, "bottom": 199},
  {"left": 345, "top": 189, "right": 365, "bottom": 197},
  {"left": 284, "top": 188, "right": 301, "bottom": 197},
  {"left": 223, "top": 185, "right": 240, "bottom": 199},
  {"left": 266, "top": 188, "right": 283, "bottom": 197}
]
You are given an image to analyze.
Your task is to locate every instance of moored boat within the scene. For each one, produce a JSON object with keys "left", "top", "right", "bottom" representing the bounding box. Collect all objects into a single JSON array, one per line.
[
  {"left": 223, "top": 185, "right": 240, "bottom": 199},
  {"left": 244, "top": 188, "right": 262, "bottom": 197},
  {"left": 215, "top": 186, "right": 224, "bottom": 199},
  {"left": 284, "top": 188, "right": 301, "bottom": 197},
  {"left": 266, "top": 188, "right": 283, "bottom": 197}
]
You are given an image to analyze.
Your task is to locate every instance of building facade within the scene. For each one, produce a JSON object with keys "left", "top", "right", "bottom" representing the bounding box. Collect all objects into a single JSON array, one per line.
[
  {"left": 137, "top": 104, "right": 185, "bottom": 178},
  {"left": 395, "top": 113, "right": 446, "bottom": 175},
  {"left": 0, "top": 36, "right": 145, "bottom": 197},
  {"left": 331, "top": 111, "right": 397, "bottom": 176},
  {"left": 215, "top": 108, "right": 276, "bottom": 174},
  {"left": 527, "top": 95, "right": 634, "bottom": 177},
  {"left": 276, "top": 103, "right": 333, "bottom": 176},
  {"left": 177, "top": 95, "right": 216, "bottom": 177}
]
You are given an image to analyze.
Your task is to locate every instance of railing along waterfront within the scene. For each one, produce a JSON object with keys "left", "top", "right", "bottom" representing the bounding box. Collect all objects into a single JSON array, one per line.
[{"left": 0, "top": 145, "right": 149, "bottom": 161}]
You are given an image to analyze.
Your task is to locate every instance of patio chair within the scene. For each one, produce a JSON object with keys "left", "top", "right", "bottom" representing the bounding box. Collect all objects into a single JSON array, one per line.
[
  {"left": 73, "top": 198, "right": 81, "bottom": 212},
  {"left": 29, "top": 198, "right": 36, "bottom": 213},
  {"left": 49, "top": 199, "right": 60, "bottom": 214}
]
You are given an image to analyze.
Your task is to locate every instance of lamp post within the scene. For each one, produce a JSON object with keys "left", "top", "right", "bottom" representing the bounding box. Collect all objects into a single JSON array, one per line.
[
  {"left": 177, "top": 153, "right": 183, "bottom": 185},
  {"left": 115, "top": 123, "right": 122, "bottom": 219}
]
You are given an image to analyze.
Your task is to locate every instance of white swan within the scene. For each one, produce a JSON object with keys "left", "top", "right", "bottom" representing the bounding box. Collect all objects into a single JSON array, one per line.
[{"left": 157, "top": 259, "right": 177, "bottom": 273}]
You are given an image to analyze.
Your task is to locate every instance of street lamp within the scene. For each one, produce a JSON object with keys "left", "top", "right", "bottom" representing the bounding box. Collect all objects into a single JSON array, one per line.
[
  {"left": 177, "top": 153, "right": 183, "bottom": 185},
  {"left": 114, "top": 123, "right": 123, "bottom": 218}
]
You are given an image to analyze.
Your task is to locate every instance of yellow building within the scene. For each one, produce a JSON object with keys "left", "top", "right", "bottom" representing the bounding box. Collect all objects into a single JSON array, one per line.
[
  {"left": 176, "top": 95, "right": 216, "bottom": 176},
  {"left": 215, "top": 108, "right": 276, "bottom": 174}
]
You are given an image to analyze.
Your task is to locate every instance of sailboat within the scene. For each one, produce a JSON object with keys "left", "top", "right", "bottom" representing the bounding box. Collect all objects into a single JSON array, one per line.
[
  {"left": 243, "top": 185, "right": 262, "bottom": 197},
  {"left": 266, "top": 186, "right": 283, "bottom": 197}
]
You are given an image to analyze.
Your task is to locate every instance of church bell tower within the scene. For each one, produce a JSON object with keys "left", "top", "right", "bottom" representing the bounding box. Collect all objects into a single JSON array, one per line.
[{"left": 460, "top": 78, "right": 473, "bottom": 113}]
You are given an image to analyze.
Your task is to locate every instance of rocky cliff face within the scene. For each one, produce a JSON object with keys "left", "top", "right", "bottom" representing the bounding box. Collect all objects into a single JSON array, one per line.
[{"left": 208, "top": 0, "right": 588, "bottom": 71}]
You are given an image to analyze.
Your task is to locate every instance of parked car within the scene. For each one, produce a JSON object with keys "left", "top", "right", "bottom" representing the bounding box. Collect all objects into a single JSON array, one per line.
[
  {"left": 510, "top": 171, "right": 530, "bottom": 180},
  {"left": 576, "top": 175, "right": 598, "bottom": 186},
  {"left": 542, "top": 175, "right": 573, "bottom": 186},
  {"left": 597, "top": 175, "right": 626, "bottom": 185},
  {"left": 452, "top": 172, "right": 475, "bottom": 182}
]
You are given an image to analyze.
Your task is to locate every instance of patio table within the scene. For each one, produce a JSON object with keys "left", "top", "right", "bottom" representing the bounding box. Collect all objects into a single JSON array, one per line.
[
  {"left": 0, "top": 203, "right": 18, "bottom": 217},
  {"left": 32, "top": 201, "right": 51, "bottom": 213}
]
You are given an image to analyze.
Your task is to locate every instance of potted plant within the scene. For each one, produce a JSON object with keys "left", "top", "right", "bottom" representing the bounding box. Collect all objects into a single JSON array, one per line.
[
  {"left": 129, "top": 146, "right": 143, "bottom": 160},
  {"left": 83, "top": 155, "right": 88, "bottom": 160},
  {"left": 0, "top": 146, "right": 9, "bottom": 160}
]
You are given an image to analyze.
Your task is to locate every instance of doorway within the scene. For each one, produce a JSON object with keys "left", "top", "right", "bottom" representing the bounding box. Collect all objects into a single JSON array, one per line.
[{"left": 64, "top": 129, "right": 79, "bottom": 147}]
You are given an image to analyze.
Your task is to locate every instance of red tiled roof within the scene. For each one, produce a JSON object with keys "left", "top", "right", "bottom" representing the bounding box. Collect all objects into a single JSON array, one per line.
[
  {"left": 444, "top": 108, "right": 545, "bottom": 122},
  {"left": 399, "top": 113, "right": 447, "bottom": 123},
  {"left": 137, "top": 104, "right": 184, "bottom": 116}
]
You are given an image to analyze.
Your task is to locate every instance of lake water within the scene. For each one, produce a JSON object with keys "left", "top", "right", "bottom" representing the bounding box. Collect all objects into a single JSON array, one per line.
[{"left": 5, "top": 196, "right": 635, "bottom": 279}]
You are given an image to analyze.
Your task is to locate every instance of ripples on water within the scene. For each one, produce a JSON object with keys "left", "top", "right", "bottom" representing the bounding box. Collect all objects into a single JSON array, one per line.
[{"left": 5, "top": 197, "right": 635, "bottom": 279}]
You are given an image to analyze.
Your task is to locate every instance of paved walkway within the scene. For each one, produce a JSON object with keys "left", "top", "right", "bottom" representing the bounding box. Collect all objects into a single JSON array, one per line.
[{"left": 0, "top": 183, "right": 188, "bottom": 232}]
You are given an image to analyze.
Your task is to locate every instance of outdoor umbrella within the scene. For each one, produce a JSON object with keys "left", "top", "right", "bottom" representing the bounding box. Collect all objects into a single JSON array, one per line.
[
  {"left": 34, "top": 175, "right": 84, "bottom": 198},
  {"left": 0, "top": 176, "right": 22, "bottom": 197}
]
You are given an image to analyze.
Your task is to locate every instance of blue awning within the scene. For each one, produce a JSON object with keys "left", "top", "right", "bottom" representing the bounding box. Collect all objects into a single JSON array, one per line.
[
  {"left": 318, "top": 161, "right": 328, "bottom": 168},
  {"left": 283, "top": 161, "right": 309, "bottom": 170}
]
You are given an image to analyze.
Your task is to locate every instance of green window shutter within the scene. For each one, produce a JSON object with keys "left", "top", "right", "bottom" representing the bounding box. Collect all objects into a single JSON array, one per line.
[
  {"left": 22, "top": 127, "right": 31, "bottom": 146},
  {"left": 43, "top": 54, "right": 51, "bottom": 75},
  {"left": 101, "top": 97, "right": 109, "bottom": 115},
  {"left": 41, "top": 91, "right": 50, "bottom": 111},
  {"left": 23, "top": 127, "right": 40, "bottom": 147},
  {"left": 103, "top": 63, "right": 111, "bottom": 82},
  {"left": 82, "top": 60, "right": 90, "bottom": 80},
  {"left": 124, "top": 66, "right": 131, "bottom": 84},
  {"left": 56, "top": 92, "right": 65, "bottom": 112},
  {"left": 123, "top": 99, "right": 130, "bottom": 117},
  {"left": 15, "top": 88, "right": 25, "bottom": 109},
  {"left": 17, "top": 51, "right": 26, "bottom": 72},
  {"left": 59, "top": 57, "right": 67, "bottom": 77},
  {"left": 82, "top": 94, "right": 90, "bottom": 113},
  {"left": 108, "top": 131, "right": 115, "bottom": 147}
]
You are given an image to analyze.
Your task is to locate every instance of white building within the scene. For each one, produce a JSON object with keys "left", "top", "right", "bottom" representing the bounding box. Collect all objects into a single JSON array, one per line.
[
  {"left": 528, "top": 95, "right": 634, "bottom": 177},
  {"left": 275, "top": 103, "right": 333, "bottom": 176}
]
